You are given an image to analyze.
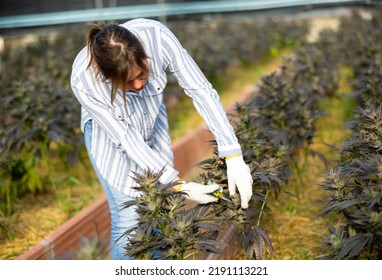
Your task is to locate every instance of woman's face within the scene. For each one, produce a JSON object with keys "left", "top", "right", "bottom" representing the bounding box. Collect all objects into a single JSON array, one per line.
[{"left": 126, "top": 66, "right": 149, "bottom": 92}]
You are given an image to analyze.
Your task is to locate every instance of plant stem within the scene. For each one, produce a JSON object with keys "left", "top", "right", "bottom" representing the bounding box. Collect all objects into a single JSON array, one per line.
[
  {"left": 184, "top": 251, "right": 196, "bottom": 260},
  {"left": 257, "top": 190, "right": 270, "bottom": 227}
]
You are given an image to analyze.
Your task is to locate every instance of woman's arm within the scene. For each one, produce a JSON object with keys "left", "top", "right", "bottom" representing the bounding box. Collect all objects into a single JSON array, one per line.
[{"left": 159, "top": 23, "right": 242, "bottom": 158}]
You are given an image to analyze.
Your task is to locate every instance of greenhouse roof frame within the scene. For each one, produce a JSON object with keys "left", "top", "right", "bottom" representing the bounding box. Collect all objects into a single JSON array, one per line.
[{"left": 0, "top": 0, "right": 374, "bottom": 29}]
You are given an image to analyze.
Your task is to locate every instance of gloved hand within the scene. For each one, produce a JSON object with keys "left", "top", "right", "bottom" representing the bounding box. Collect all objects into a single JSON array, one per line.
[
  {"left": 225, "top": 154, "right": 253, "bottom": 208},
  {"left": 178, "top": 182, "right": 220, "bottom": 204}
]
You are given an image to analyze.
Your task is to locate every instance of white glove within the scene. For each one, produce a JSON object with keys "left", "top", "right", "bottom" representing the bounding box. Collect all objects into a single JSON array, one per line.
[
  {"left": 226, "top": 154, "right": 253, "bottom": 208},
  {"left": 179, "top": 182, "right": 219, "bottom": 204}
]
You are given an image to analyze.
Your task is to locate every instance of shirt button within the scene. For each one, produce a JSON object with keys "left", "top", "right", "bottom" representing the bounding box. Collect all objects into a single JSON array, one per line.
[
  {"left": 157, "top": 87, "right": 160, "bottom": 91},
  {"left": 144, "top": 111, "right": 148, "bottom": 115}
]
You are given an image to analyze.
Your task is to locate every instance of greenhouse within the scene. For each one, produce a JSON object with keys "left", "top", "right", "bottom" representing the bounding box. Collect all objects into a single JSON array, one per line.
[{"left": 0, "top": 0, "right": 381, "bottom": 270}]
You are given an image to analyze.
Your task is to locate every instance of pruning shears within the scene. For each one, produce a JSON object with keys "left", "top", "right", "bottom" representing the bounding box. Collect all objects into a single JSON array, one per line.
[{"left": 206, "top": 182, "right": 232, "bottom": 203}]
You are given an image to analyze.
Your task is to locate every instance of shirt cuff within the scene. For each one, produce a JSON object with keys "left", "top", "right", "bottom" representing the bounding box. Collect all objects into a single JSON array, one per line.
[
  {"left": 159, "top": 166, "right": 179, "bottom": 185},
  {"left": 217, "top": 144, "right": 242, "bottom": 158}
]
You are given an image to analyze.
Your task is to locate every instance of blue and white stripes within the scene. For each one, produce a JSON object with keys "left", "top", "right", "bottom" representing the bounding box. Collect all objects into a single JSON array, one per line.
[{"left": 70, "top": 18, "right": 241, "bottom": 195}]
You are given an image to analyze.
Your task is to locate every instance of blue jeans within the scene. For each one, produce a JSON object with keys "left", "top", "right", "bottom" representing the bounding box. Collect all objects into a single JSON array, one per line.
[{"left": 84, "top": 120, "right": 139, "bottom": 260}]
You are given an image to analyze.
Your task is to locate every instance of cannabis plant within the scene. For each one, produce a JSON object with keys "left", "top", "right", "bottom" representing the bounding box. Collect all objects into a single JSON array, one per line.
[
  {"left": 353, "top": 63, "right": 382, "bottom": 109},
  {"left": 196, "top": 151, "right": 282, "bottom": 260},
  {"left": 318, "top": 106, "right": 382, "bottom": 259},
  {"left": 121, "top": 169, "right": 224, "bottom": 260},
  {"left": 0, "top": 29, "right": 84, "bottom": 210},
  {"left": 209, "top": 184, "right": 274, "bottom": 260},
  {"left": 0, "top": 209, "right": 14, "bottom": 241},
  {"left": 251, "top": 43, "right": 339, "bottom": 153},
  {"left": 194, "top": 40, "right": 344, "bottom": 259},
  {"left": 317, "top": 12, "right": 382, "bottom": 258},
  {"left": 74, "top": 234, "right": 110, "bottom": 260},
  {"left": 336, "top": 8, "right": 382, "bottom": 86},
  {"left": 342, "top": 106, "right": 382, "bottom": 161},
  {"left": 0, "top": 154, "right": 42, "bottom": 214}
]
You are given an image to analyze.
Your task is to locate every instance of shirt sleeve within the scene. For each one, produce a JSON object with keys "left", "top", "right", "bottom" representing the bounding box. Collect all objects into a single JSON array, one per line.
[
  {"left": 70, "top": 82, "right": 179, "bottom": 184},
  {"left": 159, "top": 23, "right": 242, "bottom": 157}
]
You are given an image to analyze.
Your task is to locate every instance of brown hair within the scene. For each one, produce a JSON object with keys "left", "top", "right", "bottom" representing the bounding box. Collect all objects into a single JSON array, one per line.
[{"left": 86, "top": 23, "right": 149, "bottom": 106}]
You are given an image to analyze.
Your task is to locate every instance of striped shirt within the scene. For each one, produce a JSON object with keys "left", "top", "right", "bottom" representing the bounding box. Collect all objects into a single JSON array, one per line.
[{"left": 70, "top": 18, "right": 241, "bottom": 196}]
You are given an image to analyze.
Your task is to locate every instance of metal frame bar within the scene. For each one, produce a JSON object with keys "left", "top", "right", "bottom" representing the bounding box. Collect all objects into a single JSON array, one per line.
[{"left": 0, "top": 0, "right": 370, "bottom": 29}]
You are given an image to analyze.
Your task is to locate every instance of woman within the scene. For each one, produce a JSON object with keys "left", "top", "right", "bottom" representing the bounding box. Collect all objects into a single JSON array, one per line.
[{"left": 70, "top": 18, "right": 253, "bottom": 260}]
